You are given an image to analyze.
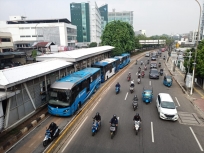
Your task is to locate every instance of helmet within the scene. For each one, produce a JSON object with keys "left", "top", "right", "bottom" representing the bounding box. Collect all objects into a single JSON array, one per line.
[
  {"left": 113, "top": 114, "right": 116, "bottom": 118},
  {"left": 134, "top": 95, "right": 137, "bottom": 98},
  {"left": 96, "top": 112, "right": 99, "bottom": 115},
  {"left": 136, "top": 113, "right": 139, "bottom": 116},
  {"left": 129, "top": 72, "right": 131, "bottom": 74},
  {"left": 50, "top": 122, "right": 54, "bottom": 127}
]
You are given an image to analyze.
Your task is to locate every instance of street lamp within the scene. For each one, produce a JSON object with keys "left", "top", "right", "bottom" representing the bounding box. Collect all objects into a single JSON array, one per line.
[{"left": 190, "top": 0, "right": 201, "bottom": 95}]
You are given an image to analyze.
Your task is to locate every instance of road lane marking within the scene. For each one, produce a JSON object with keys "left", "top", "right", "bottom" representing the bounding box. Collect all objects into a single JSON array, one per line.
[
  {"left": 61, "top": 116, "right": 88, "bottom": 152},
  {"left": 151, "top": 122, "right": 154, "bottom": 143},
  {"left": 124, "top": 92, "right": 128, "bottom": 100},
  {"left": 189, "top": 127, "right": 203, "bottom": 151},
  {"left": 91, "top": 98, "right": 101, "bottom": 111},
  {"left": 175, "top": 97, "right": 180, "bottom": 106},
  {"left": 149, "top": 81, "right": 151, "bottom": 86},
  {"left": 29, "top": 141, "right": 35, "bottom": 147}
]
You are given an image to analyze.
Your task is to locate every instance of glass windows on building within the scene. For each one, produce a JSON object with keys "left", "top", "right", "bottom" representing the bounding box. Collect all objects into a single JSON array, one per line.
[{"left": 81, "top": 3, "right": 87, "bottom": 42}]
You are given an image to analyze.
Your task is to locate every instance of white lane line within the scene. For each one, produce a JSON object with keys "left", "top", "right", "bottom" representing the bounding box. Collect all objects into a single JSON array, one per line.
[
  {"left": 151, "top": 122, "right": 154, "bottom": 143},
  {"left": 61, "top": 116, "right": 88, "bottom": 152},
  {"left": 149, "top": 81, "right": 151, "bottom": 86},
  {"left": 189, "top": 127, "right": 203, "bottom": 151},
  {"left": 91, "top": 98, "right": 101, "bottom": 111},
  {"left": 175, "top": 97, "right": 180, "bottom": 106},
  {"left": 124, "top": 92, "right": 128, "bottom": 100}
]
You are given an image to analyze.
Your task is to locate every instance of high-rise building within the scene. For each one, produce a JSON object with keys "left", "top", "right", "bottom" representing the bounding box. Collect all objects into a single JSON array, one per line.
[
  {"left": 70, "top": 2, "right": 102, "bottom": 46},
  {"left": 108, "top": 9, "right": 133, "bottom": 26},
  {"left": 99, "top": 4, "right": 108, "bottom": 32},
  {"left": 200, "top": 2, "right": 204, "bottom": 40}
]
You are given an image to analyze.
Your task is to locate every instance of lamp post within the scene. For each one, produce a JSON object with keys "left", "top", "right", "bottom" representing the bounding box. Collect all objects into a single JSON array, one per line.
[{"left": 190, "top": 0, "right": 201, "bottom": 95}]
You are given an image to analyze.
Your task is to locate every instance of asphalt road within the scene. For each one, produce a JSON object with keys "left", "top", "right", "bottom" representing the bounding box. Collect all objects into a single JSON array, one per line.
[
  {"left": 7, "top": 51, "right": 204, "bottom": 153},
  {"left": 58, "top": 52, "right": 204, "bottom": 153}
]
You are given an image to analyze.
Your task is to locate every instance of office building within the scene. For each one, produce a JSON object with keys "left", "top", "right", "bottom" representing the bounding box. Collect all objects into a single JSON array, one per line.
[
  {"left": 135, "top": 30, "right": 146, "bottom": 36},
  {"left": 99, "top": 4, "right": 108, "bottom": 32},
  {"left": 0, "top": 16, "right": 77, "bottom": 49},
  {"left": 0, "top": 32, "right": 14, "bottom": 53},
  {"left": 70, "top": 2, "right": 102, "bottom": 46},
  {"left": 108, "top": 9, "right": 133, "bottom": 26}
]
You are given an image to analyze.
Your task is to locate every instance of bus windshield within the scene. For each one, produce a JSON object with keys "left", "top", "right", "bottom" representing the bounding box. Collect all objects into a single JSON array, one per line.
[{"left": 49, "top": 89, "right": 71, "bottom": 107}]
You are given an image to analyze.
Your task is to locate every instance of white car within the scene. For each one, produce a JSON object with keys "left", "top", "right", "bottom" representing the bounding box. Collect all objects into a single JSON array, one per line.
[
  {"left": 145, "top": 52, "right": 150, "bottom": 57},
  {"left": 156, "top": 93, "right": 178, "bottom": 121}
]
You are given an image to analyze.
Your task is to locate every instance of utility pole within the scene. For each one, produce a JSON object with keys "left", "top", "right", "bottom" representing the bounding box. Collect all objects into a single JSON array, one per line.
[{"left": 187, "top": 51, "right": 192, "bottom": 74}]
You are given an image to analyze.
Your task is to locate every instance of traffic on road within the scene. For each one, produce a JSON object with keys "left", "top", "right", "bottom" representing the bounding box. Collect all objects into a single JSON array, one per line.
[{"left": 6, "top": 50, "right": 204, "bottom": 153}]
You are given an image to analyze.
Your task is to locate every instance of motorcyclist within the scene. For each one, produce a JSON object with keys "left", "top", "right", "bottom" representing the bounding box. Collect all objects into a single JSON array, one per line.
[
  {"left": 128, "top": 72, "right": 131, "bottom": 79},
  {"left": 93, "top": 112, "right": 101, "bottom": 127},
  {"left": 138, "top": 73, "right": 141, "bottom": 78},
  {"left": 133, "top": 113, "right": 142, "bottom": 128},
  {"left": 135, "top": 59, "right": 138, "bottom": 65},
  {"left": 141, "top": 70, "right": 145, "bottom": 76},
  {"left": 144, "top": 65, "right": 147, "bottom": 70},
  {"left": 115, "top": 82, "right": 120, "bottom": 88},
  {"left": 141, "top": 60, "right": 143, "bottom": 65},
  {"left": 133, "top": 95, "right": 138, "bottom": 101},
  {"left": 159, "top": 62, "right": 161, "bottom": 67},
  {"left": 130, "top": 80, "right": 135, "bottom": 87},
  {"left": 110, "top": 115, "right": 118, "bottom": 131},
  {"left": 138, "top": 67, "right": 141, "bottom": 73},
  {"left": 48, "top": 122, "right": 57, "bottom": 138}
]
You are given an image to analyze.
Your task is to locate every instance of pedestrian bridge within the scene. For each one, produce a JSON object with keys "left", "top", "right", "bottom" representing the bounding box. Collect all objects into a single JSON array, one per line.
[{"left": 139, "top": 40, "right": 166, "bottom": 45}]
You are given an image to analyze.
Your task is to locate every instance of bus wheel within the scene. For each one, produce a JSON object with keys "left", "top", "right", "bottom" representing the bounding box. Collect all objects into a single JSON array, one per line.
[{"left": 78, "top": 103, "right": 81, "bottom": 110}]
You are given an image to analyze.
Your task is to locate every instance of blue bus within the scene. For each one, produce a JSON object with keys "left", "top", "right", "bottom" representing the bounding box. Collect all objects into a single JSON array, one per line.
[
  {"left": 48, "top": 68, "right": 101, "bottom": 116},
  {"left": 92, "top": 58, "right": 120, "bottom": 83},
  {"left": 114, "top": 53, "right": 130, "bottom": 69}
]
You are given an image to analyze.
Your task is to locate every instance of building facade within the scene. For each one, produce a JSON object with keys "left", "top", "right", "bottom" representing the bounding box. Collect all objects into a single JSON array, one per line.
[
  {"left": 0, "top": 32, "right": 14, "bottom": 53},
  {"left": 108, "top": 9, "right": 133, "bottom": 26},
  {"left": 0, "top": 16, "right": 77, "bottom": 48},
  {"left": 189, "top": 30, "right": 198, "bottom": 42},
  {"left": 135, "top": 30, "right": 146, "bottom": 36},
  {"left": 99, "top": 4, "right": 108, "bottom": 32},
  {"left": 70, "top": 2, "right": 102, "bottom": 46}
]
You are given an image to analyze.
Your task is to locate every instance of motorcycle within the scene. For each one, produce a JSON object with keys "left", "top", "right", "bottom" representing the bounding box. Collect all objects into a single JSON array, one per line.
[
  {"left": 141, "top": 73, "right": 145, "bottom": 78},
  {"left": 134, "top": 121, "right": 140, "bottom": 135},
  {"left": 159, "top": 64, "right": 161, "bottom": 68},
  {"left": 137, "top": 78, "right": 141, "bottom": 84},
  {"left": 127, "top": 76, "right": 131, "bottom": 81},
  {"left": 110, "top": 117, "right": 119, "bottom": 139},
  {"left": 141, "top": 62, "right": 143, "bottom": 65},
  {"left": 43, "top": 127, "right": 60, "bottom": 147},
  {"left": 163, "top": 57, "right": 166, "bottom": 60},
  {"left": 144, "top": 67, "right": 147, "bottom": 71},
  {"left": 92, "top": 119, "right": 100, "bottom": 136},
  {"left": 160, "top": 69, "right": 163, "bottom": 76},
  {"left": 135, "top": 61, "right": 137, "bottom": 65},
  {"left": 130, "top": 86, "right": 134, "bottom": 93},
  {"left": 115, "top": 86, "right": 120, "bottom": 94},
  {"left": 132, "top": 100, "right": 138, "bottom": 111},
  {"left": 147, "top": 61, "right": 149, "bottom": 64}
]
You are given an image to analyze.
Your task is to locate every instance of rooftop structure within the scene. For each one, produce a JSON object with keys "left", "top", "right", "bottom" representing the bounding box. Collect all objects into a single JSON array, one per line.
[
  {"left": 36, "top": 46, "right": 114, "bottom": 62},
  {"left": 0, "top": 59, "right": 73, "bottom": 88}
]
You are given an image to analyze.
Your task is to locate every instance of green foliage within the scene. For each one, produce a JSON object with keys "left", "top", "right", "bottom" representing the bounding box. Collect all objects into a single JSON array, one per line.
[
  {"left": 32, "top": 50, "right": 37, "bottom": 58},
  {"left": 101, "top": 21, "right": 135, "bottom": 56},
  {"left": 134, "top": 36, "right": 142, "bottom": 49},
  {"left": 89, "top": 42, "right": 97, "bottom": 48}
]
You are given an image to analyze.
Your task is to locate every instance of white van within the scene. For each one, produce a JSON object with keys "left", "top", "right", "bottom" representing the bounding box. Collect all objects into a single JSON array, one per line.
[{"left": 156, "top": 93, "right": 178, "bottom": 121}]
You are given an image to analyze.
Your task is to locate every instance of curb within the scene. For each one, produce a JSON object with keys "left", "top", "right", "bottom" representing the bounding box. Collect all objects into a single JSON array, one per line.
[{"left": 0, "top": 111, "right": 49, "bottom": 152}]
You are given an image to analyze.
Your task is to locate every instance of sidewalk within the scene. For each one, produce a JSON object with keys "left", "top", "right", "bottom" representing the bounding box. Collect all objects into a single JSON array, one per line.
[{"left": 165, "top": 58, "right": 204, "bottom": 117}]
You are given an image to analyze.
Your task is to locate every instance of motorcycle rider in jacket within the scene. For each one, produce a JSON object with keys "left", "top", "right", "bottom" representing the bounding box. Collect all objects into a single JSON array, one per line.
[{"left": 48, "top": 122, "right": 57, "bottom": 138}]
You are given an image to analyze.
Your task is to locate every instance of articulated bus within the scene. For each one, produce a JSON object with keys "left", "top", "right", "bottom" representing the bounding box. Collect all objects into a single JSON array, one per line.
[
  {"left": 114, "top": 53, "right": 130, "bottom": 69},
  {"left": 92, "top": 58, "right": 119, "bottom": 83},
  {"left": 48, "top": 68, "right": 101, "bottom": 116}
]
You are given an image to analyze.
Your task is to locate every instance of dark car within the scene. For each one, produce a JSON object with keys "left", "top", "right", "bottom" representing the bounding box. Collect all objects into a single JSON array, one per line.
[
  {"left": 151, "top": 56, "right": 157, "bottom": 61},
  {"left": 149, "top": 68, "right": 159, "bottom": 79}
]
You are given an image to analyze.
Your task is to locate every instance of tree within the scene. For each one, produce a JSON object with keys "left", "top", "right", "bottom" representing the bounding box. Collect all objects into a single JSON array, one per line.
[
  {"left": 32, "top": 50, "right": 37, "bottom": 58},
  {"left": 89, "top": 42, "right": 97, "bottom": 48},
  {"left": 101, "top": 21, "right": 135, "bottom": 56}
]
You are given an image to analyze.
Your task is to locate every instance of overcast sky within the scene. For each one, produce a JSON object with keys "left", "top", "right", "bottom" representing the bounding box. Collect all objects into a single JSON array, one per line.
[{"left": 0, "top": 0, "right": 202, "bottom": 36}]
